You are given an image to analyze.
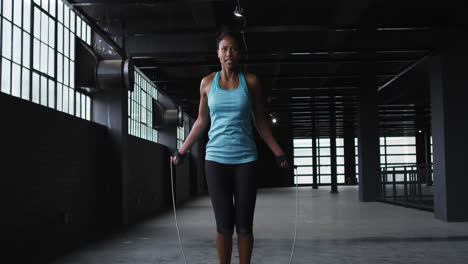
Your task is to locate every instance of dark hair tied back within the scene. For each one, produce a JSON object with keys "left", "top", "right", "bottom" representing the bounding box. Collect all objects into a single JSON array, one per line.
[{"left": 216, "top": 25, "right": 243, "bottom": 52}]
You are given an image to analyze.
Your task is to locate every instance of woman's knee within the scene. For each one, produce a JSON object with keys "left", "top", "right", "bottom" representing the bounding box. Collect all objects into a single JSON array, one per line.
[
  {"left": 217, "top": 227, "right": 234, "bottom": 236},
  {"left": 236, "top": 225, "right": 253, "bottom": 235}
]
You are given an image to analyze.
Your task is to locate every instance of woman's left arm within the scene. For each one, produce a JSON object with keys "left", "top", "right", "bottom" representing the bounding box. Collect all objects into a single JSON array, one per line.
[{"left": 247, "top": 73, "right": 285, "bottom": 157}]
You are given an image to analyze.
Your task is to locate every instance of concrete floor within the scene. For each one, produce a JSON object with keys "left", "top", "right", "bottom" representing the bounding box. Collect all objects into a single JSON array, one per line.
[{"left": 51, "top": 186, "right": 468, "bottom": 264}]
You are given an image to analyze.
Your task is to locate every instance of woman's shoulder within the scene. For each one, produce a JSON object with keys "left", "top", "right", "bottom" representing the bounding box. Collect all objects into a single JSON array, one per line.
[
  {"left": 200, "top": 72, "right": 218, "bottom": 95},
  {"left": 243, "top": 71, "right": 259, "bottom": 84},
  {"left": 242, "top": 71, "right": 260, "bottom": 93},
  {"left": 201, "top": 72, "right": 217, "bottom": 86}
]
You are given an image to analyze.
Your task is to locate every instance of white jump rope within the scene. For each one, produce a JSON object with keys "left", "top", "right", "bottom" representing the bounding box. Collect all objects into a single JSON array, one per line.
[{"left": 170, "top": 158, "right": 299, "bottom": 264}]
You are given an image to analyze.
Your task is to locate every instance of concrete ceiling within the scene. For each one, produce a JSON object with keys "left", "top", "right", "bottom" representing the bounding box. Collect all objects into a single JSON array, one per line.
[{"left": 68, "top": 0, "right": 466, "bottom": 137}]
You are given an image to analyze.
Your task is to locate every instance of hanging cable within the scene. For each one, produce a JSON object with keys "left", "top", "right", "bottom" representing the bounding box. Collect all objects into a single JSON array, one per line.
[{"left": 170, "top": 158, "right": 188, "bottom": 264}]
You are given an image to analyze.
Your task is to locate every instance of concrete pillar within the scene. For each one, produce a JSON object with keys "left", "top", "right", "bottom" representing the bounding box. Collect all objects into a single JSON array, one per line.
[
  {"left": 312, "top": 111, "right": 319, "bottom": 189},
  {"left": 357, "top": 52, "right": 381, "bottom": 201},
  {"left": 344, "top": 99, "right": 357, "bottom": 184},
  {"left": 415, "top": 104, "right": 428, "bottom": 183},
  {"left": 430, "top": 36, "right": 468, "bottom": 221},
  {"left": 329, "top": 94, "right": 338, "bottom": 193}
]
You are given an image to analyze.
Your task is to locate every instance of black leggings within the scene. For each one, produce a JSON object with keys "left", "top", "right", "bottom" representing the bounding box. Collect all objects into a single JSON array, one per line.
[{"left": 205, "top": 160, "right": 257, "bottom": 236}]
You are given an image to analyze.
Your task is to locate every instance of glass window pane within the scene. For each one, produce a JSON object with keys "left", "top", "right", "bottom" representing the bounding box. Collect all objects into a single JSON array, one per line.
[
  {"left": 63, "top": 58, "right": 69, "bottom": 85},
  {"left": 50, "top": 0, "right": 56, "bottom": 17},
  {"left": 49, "top": 17, "right": 55, "bottom": 47},
  {"left": 336, "top": 138, "right": 344, "bottom": 146},
  {"left": 81, "top": 94, "right": 86, "bottom": 118},
  {"left": 338, "top": 175, "right": 345, "bottom": 184},
  {"left": 33, "top": 7, "right": 40, "bottom": 39},
  {"left": 70, "top": 31, "right": 74, "bottom": 60},
  {"left": 297, "top": 167, "right": 312, "bottom": 175},
  {"left": 70, "top": 11, "right": 75, "bottom": 32},
  {"left": 81, "top": 19, "right": 86, "bottom": 40},
  {"left": 337, "top": 157, "right": 344, "bottom": 165},
  {"left": 22, "top": 67, "right": 30, "bottom": 100},
  {"left": 320, "top": 176, "right": 331, "bottom": 184},
  {"left": 49, "top": 79, "right": 55, "bottom": 108},
  {"left": 76, "top": 15, "right": 81, "bottom": 37},
  {"left": 76, "top": 92, "right": 81, "bottom": 117},
  {"left": 41, "top": 12, "right": 48, "bottom": 44},
  {"left": 86, "top": 96, "right": 91, "bottom": 120},
  {"left": 68, "top": 87, "right": 74, "bottom": 114},
  {"left": 57, "top": 23, "right": 63, "bottom": 53},
  {"left": 33, "top": 38, "right": 40, "bottom": 69},
  {"left": 70, "top": 61, "right": 74, "bottom": 87},
  {"left": 40, "top": 42, "right": 47, "bottom": 73},
  {"left": 380, "top": 146, "right": 386, "bottom": 154},
  {"left": 23, "top": 0, "right": 31, "bottom": 32},
  {"left": 337, "top": 147, "right": 344, "bottom": 156},
  {"left": 57, "top": 83, "right": 62, "bottom": 111},
  {"left": 12, "top": 26, "right": 22, "bottom": 63},
  {"left": 319, "top": 157, "right": 331, "bottom": 165},
  {"left": 318, "top": 138, "right": 330, "bottom": 147},
  {"left": 11, "top": 63, "right": 21, "bottom": 97},
  {"left": 294, "top": 148, "right": 311, "bottom": 157},
  {"left": 32, "top": 72, "right": 39, "bottom": 103},
  {"left": 3, "top": 0, "right": 12, "bottom": 20},
  {"left": 41, "top": 0, "right": 48, "bottom": 12},
  {"left": 1, "top": 59, "right": 11, "bottom": 94},
  {"left": 64, "top": 28, "right": 69, "bottom": 57},
  {"left": 2, "top": 19, "right": 12, "bottom": 59},
  {"left": 386, "top": 155, "right": 416, "bottom": 164},
  {"left": 296, "top": 176, "right": 313, "bottom": 184},
  {"left": 22, "top": 32, "right": 30, "bottom": 67},
  {"left": 294, "top": 157, "right": 313, "bottom": 166},
  {"left": 86, "top": 24, "right": 91, "bottom": 44},
  {"left": 337, "top": 166, "right": 344, "bottom": 174},
  {"left": 319, "top": 148, "right": 330, "bottom": 156},
  {"left": 57, "top": 0, "right": 63, "bottom": 23},
  {"left": 385, "top": 137, "right": 416, "bottom": 145},
  {"left": 40, "top": 75, "right": 47, "bottom": 106},
  {"left": 380, "top": 137, "right": 385, "bottom": 145},
  {"left": 386, "top": 146, "right": 416, "bottom": 155},
  {"left": 48, "top": 47, "right": 54, "bottom": 77},
  {"left": 63, "top": 84, "right": 68, "bottom": 112},
  {"left": 63, "top": 5, "right": 69, "bottom": 28},
  {"left": 320, "top": 166, "right": 331, "bottom": 174},
  {"left": 380, "top": 155, "right": 386, "bottom": 164},
  {"left": 294, "top": 139, "right": 312, "bottom": 147},
  {"left": 13, "top": 0, "right": 22, "bottom": 26},
  {"left": 57, "top": 54, "right": 62, "bottom": 83}
]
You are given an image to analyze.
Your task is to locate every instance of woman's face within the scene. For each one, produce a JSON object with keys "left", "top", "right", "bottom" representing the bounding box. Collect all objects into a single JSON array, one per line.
[{"left": 217, "top": 36, "right": 241, "bottom": 70}]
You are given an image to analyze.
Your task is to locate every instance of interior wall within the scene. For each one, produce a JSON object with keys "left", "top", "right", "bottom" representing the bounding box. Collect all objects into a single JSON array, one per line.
[{"left": 0, "top": 93, "right": 114, "bottom": 262}]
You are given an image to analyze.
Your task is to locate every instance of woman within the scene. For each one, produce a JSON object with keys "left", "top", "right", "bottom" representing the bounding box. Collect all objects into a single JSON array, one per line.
[{"left": 171, "top": 28, "right": 289, "bottom": 264}]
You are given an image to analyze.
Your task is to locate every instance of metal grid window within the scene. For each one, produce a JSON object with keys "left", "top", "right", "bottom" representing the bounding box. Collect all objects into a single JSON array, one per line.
[
  {"left": 293, "top": 138, "right": 359, "bottom": 185},
  {"left": 128, "top": 68, "right": 159, "bottom": 143},
  {"left": 177, "top": 124, "right": 184, "bottom": 149},
  {"left": 1, "top": 0, "right": 92, "bottom": 120},
  {"left": 380, "top": 136, "right": 417, "bottom": 168}
]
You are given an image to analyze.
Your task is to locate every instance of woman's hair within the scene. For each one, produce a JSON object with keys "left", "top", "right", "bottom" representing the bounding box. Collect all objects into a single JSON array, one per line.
[{"left": 215, "top": 25, "right": 243, "bottom": 51}]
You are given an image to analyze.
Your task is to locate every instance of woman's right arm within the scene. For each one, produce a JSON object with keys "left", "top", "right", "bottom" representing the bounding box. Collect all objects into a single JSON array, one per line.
[{"left": 177, "top": 77, "right": 210, "bottom": 156}]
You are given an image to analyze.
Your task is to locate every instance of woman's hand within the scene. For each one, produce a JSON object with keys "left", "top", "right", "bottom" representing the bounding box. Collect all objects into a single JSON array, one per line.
[
  {"left": 275, "top": 154, "right": 290, "bottom": 169},
  {"left": 171, "top": 150, "right": 185, "bottom": 166}
]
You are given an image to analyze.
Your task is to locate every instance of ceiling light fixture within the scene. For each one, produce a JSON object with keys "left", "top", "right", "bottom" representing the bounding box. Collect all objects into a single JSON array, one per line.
[{"left": 233, "top": 5, "right": 243, "bottom": 18}]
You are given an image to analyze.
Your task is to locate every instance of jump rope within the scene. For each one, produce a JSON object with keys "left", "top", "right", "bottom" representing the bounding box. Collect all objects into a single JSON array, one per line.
[{"left": 169, "top": 158, "right": 299, "bottom": 264}]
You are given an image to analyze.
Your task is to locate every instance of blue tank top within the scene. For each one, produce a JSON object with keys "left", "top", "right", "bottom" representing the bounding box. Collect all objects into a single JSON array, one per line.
[{"left": 205, "top": 71, "right": 258, "bottom": 164}]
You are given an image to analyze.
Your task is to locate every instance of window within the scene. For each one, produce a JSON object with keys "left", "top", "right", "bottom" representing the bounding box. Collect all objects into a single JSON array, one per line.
[
  {"left": 1, "top": 0, "right": 92, "bottom": 120},
  {"left": 177, "top": 124, "right": 184, "bottom": 149},
  {"left": 293, "top": 137, "right": 359, "bottom": 185},
  {"left": 380, "top": 136, "right": 417, "bottom": 168},
  {"left": 128, "top": 68, "right": 159, "bottom": 143}
]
